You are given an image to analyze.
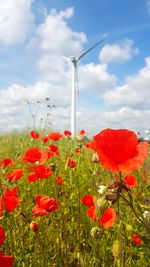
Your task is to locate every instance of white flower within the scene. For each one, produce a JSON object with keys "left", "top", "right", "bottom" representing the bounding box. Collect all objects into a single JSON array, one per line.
[
  {"left": 98, "top": 185, "right": 107, "bottom": 195},
  {"left": 143, "top": 210, "right": 150, "bottom": 219}
]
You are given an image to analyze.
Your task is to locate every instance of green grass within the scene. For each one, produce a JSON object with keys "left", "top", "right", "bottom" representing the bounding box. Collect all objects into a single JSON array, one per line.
[{"left": 0, "top": 132, "right": 150, "bottom": 267}]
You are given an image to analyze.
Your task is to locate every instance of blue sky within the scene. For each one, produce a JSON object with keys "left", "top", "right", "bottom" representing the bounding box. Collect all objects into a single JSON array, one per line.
[{"left": 0, "top": 0, "right": 150, "bottom": 136}]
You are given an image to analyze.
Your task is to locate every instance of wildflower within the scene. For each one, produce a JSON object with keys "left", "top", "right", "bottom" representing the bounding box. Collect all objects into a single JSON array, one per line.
[
  {"left": 98, "top": 185, "right": 107, "bottom": 195},
  {"left": 27, "top": 172, "right": 38, "bottom": 183},
  {"left": 81, "top": 195, "right": 95, "bottom": 207},
  {"left": 99, "top": 207, "right": 116, "bottom": 229},
  {"left": 56, "top": 176, "right": 64, "bottom": 185},
  {"left": 87, "top": 206, "right": 97, "bottom": 221},
  {"left": 67, "top": 158, "right": 76, "bottom": 169},
  {"left": 0, "top": 226, "right": 5, "bottom": 246},
  {"left": 143, "top": 210, "right": 150, "bottom": 220},
  {"left": 131, "top": 233, "right": 144, "bottom": 245},
  {"left": 33, "top": 165, "right": 53, "bottom": 179},
  {"left": 6, "top": 169, "right": 24, "bottom": 181},
  {"left": 4, "top": 187, "right": 19, "bottom": 212},
  {"left": 64, "top": 130, "right": 72, "bottom": 137},
  {"left": 32, "top": 195, "right": 59, "bottom": 217},
  {"left": 42, "top": 136, "right": 49, "bottom": 143},
  {"left": 94, "top": 129, "right": 149, "bottom": 174},
  {"left": 49, "top": 144, "right": 59, "bottom": 157},
  {"left": 79, "top": 129, "right": 86, "bottom": 135},
  {"left": 48, "top": 132, "right": 62, "bottom": 141},
  {"left": 22, "top": 148, "right": 48, "bottom": 163},
  {"left": 0, "top": 253, "right": 14, "bottom": 267},
  {"left": 0, "top": 158, "right": 14, "bottom": 168},
  {"left": 22, "top": 148, "right": 42, "bottom": 163},
  {"left": 124, "top": 175, "right": 138, "bottom": 187},
  {"left": 32, "top": 205, "right": 47, "bottom": 217},
  {"left": 74, "top": 148, "right": 81, "bottom": 154},
  {"left": 30, "top": 221, "right": 38, "bottom": 232},
  {"left": 85, "top": 140, "right": 97, "bottom": 151},
  {"left": 30, "top": 130, "right": 40, "bottom": 139}
]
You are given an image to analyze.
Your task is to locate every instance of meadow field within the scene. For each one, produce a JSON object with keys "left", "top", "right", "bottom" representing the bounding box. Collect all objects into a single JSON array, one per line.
[{"left": 0, "top": 129, "right": 150, "bottom": 267}]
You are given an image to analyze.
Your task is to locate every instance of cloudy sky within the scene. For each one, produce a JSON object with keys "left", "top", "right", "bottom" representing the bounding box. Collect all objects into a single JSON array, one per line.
[{"left": 0, "top": 0, "right": 150, "bottom": 135}]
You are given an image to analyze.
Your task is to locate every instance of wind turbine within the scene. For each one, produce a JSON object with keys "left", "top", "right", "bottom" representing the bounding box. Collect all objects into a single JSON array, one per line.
[{"left": 64, "top": 34, "right": 108, "bottom": 136}]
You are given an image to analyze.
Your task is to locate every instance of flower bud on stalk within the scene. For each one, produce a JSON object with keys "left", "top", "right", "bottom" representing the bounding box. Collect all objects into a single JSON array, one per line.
[
  {"left": 91, "top": 153, "right": 99, "bottom": 163},
  {"left": 30, "top": 221, "right": 38, "bottom": 232}
]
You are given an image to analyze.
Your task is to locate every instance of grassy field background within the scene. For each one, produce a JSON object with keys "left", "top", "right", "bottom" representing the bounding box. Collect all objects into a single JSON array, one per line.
[{"left": 0, "top": 131, "right": 150, "bottom": 267}]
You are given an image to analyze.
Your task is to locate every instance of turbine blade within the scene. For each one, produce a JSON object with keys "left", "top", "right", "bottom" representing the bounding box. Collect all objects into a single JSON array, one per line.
[
  {"left": 77, "top": 36, "right": 107, "bottom": 62},
  {"left": 62, "top": 55, "right": 71, "bottom": 61}
]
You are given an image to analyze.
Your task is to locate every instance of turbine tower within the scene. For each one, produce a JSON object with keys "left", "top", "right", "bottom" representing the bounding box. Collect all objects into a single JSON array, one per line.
[{"left": 64, "top": 35, "right": 108, "bottom": 136}]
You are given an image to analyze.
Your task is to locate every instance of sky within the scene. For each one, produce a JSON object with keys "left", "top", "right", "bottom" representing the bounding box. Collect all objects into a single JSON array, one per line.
[{"left": 0, "top": 0, "right": 150, "bottom": 136}]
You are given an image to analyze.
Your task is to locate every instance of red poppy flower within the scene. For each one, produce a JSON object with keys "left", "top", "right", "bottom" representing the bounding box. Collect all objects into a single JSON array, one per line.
[
  {"left": 0, "top": 158, "right": 14, "bottom": 168},
  {"left": 81, "top": 195, "right": 95, "bottom": 207},
  {"left": 6, "top": 169, "right": 24, "bottom": 181},
  {"left": 42, "top": 136, "right": 49, "bottom": 143},
  {"left": 30, "top": 130, "right": 40, "bottom": 139},
  {"left": 94, "top": 129, "right": 149, "bottom": 174},
  {"left": 79, "top": 129, "right": 86, "bottom": 135},
  {"left": 34, "top": 194, "right": 42, "bottom": 204},
  {"left": 0, "top": 226, "right": 5, "bottom": 246},
  {"left": 32, "top": 205, "right": 47, "bottom": 217},
  {"left": 4, "top": 187, "right": 19, "bottom": 212},
  {"left": 46, "top": 197, "right": 59, "bottom": 212},
  {"left": 32, "top": 195, "right": 59, "bottom": 217},
  {"left": 67, "top": 158, "right": 76, "bottom": 168},
  {"left": 49, "top": 144, "right": 59, "bottom": 157},
  {"left": 99, "top": 207, "right": 116, "bottom": 229},
  {"left": 27, "top": 172, "right": 38, "bottom": 183},
  {"left": 124, "top": 175, "right": 138, "bottom": 187},
  {"left": 39, "top": 150, "right": 49, "bottom": 163},
  {"left": 48, "top": 132, "right": 62, "bottom": 141},
  {"left": 64, "top": 130, "right": 72, "bottom": 137},
  {"left": 131, "top": 233, "right": 144, "bottom": 245},
  {"left": 85, "top": 140, "right": 97, "bottom": 151},
  {"left": 87, "top": 206, "right": 97, "bottom": 221},
  {"left": 22, "top": 148, "right": 42, "bottom": 163},
  {"left": 56, "top": 176, "right": 64, "bottom": 185},
  {"left": 0, "top": 253, "right": 14, "bottom": 267},
  {"left": 74, "top": 148, "right": 81, "bottom": 154},
  {"left": 34, "top": 165, "right": 53, "bottom": 179}
]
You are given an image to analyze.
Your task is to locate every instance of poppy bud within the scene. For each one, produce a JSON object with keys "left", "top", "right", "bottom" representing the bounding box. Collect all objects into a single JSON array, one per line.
[
  {"left": 112, "top": 240, "right": 122, "bottom": 259},
  {"left": 30, "top": 221, "right": 38, "bottom": 232},
  {"left": 90, "top": 226, "right": 101, "bottom": 238},
  {"left": 91, "top": 153, "right": 99, "bottom": 163},
  {"left": 75, "top": 135, "right": 85, "bottom": 142},
  {"left": 96, "top": 197, "right": 108, "bottom": 212}
]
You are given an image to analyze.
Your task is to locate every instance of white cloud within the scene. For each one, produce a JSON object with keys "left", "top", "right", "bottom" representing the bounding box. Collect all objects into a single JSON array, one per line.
[
  {"left": 99, "top": 39, "right": 139, "bottom": 64},
  {"left": 28, "top": 7, "right": 87, "bottom": 81},
  {"left": 78, "top": 63, "right": 117, "bottom": 93},
  {"left": 103, "top": 57, "right": 150, "bottom": 108},
  {"left": 0, "top": 81, "right": 71, "bottom": 132},
  {"left": 76, "top": 107, "right": 150, "bottom": 136},
  {"left": 0, "top": 0, "right": 35, "bottom": 45}
]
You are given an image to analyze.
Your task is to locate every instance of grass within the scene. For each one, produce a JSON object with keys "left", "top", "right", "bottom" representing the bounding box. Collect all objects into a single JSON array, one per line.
[{"left": 0, "top": 131, "right": 150, "bottom": 267}]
